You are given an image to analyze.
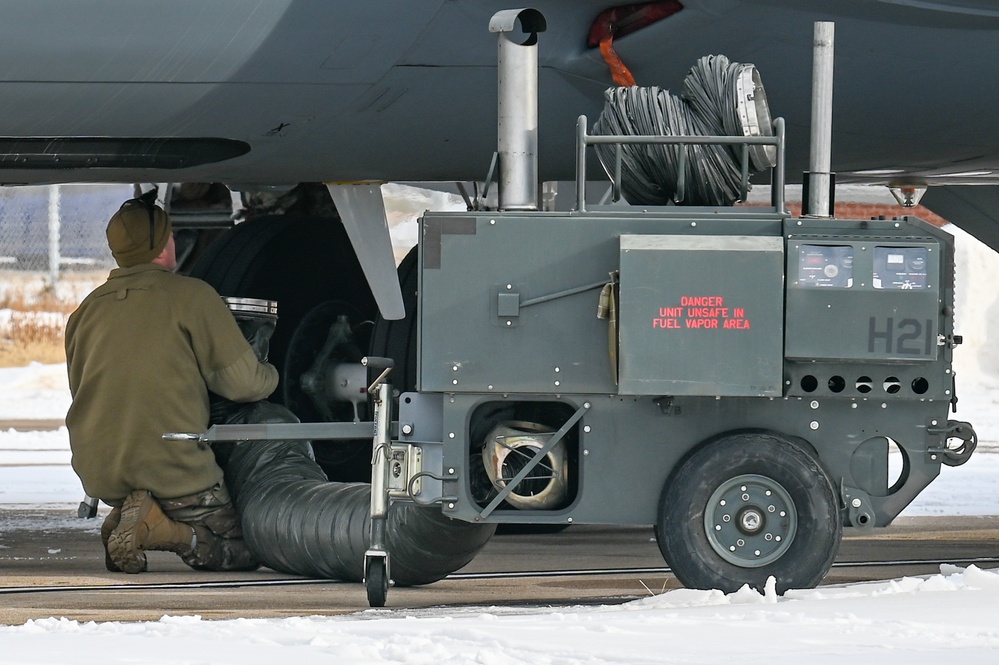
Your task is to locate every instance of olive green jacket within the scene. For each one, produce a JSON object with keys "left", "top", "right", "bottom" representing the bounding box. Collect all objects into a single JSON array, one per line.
[{"left": 65, "top": 264, "right": 279, "bottom": 502}]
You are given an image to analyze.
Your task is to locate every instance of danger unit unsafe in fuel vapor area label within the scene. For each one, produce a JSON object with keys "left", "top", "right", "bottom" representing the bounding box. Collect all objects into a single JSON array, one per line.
[{"left": 652, "top": 296, "right": 751, "bottom": 330}]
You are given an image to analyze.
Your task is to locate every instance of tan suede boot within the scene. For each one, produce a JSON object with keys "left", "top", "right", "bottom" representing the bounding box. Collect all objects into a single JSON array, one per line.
[
  {"left": 100, "top": 506, "right": 147, "bottom": 573},
  {"left": 182, "top": 525, "right": 260, "bottom": 572},
  {"left": 108, "top": 490, "right": 195, "bottom": 573}
]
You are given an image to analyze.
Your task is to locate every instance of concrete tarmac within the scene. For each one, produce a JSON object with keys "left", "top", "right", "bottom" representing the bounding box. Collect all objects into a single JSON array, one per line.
[{"left": 1, "top": 508, "right": 997, "bottom": 625}]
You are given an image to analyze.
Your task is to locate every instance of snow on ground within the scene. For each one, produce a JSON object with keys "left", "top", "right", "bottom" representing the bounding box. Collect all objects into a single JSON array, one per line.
[
  {"left": 0, "top": 223, "right": 998, "bottom": 659},
  {"left": 0, "top": 566, "right": 998, "bottom": 663},
  {"left": 0, "top": 362, "right": 72, "bottom": 420}
]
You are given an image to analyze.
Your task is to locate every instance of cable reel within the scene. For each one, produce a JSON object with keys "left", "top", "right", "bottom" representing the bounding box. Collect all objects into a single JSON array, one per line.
[{"left": 592, "top": 55, "right": 775, "bottom": 206}]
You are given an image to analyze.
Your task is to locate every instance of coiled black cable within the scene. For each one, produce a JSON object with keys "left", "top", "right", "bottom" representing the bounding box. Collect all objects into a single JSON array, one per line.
[{"left": 593, "top": 54, "right": 772, "bottom": 206}]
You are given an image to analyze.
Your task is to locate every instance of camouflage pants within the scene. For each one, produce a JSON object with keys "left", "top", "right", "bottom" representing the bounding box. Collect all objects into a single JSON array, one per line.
[{"left": 157, "top": 482, "right": 258, "bottom": 571}]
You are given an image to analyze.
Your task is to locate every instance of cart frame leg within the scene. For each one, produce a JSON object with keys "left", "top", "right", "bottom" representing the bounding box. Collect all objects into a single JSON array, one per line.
[{"left": 364, "top": 364, "right": 394, "bottom": 606}]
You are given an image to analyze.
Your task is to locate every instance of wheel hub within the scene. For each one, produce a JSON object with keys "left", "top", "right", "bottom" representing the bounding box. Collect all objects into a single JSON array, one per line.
[
  {"left": 704, "top": 474, "right": 796, "bottom": 568},
  {"left": 737, "top": 507, "right": 764, "bottom": 534}
]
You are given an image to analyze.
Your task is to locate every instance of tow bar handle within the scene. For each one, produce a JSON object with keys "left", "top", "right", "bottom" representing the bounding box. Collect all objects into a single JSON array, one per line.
[
  {"left": 363, "top": 356, "right": 395, "bottom": 394},
  {"left": 361, "top": 356, "right": 394, "bottom": 370}
]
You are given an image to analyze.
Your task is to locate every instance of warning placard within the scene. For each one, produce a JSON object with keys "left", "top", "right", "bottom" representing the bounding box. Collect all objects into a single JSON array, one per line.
[
  {"left": 653, "top": 296, "right": 751, "bottom": 330},
  {"left": 617, "top": 234, "right": 783, "bottom": 397}
]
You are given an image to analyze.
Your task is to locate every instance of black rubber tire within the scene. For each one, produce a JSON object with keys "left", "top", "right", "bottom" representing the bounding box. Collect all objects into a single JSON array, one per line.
[
  {"left": 189, "top": 214, "right": 378, "bottom": 395},
  {"left": 365, "top": 557, "right": 389, "bottom": 607},
  {"left": 193, "top": 221, "right": 498, "bottom": 587},
  {"left": 657, "top": 432, "right": 842, "bottom": 594},
  {"left": 190, "top": 214, "right": 379, "bottom": 482},
  {"left": 368, "top": 245, "right": 419, "bottom": 393}
]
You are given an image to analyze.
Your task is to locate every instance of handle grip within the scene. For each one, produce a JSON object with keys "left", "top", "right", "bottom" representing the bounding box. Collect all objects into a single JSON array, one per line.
[{"left": 362, "top": 356, "right": 395, "bottom": 371}]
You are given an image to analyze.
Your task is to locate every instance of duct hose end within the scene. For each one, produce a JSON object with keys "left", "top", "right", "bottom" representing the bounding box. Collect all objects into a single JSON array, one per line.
[
  {"left": 482, "top": 421, "right": 568, "bottom": 510},
  {"left": 733, "top": 64, "right": 775, "bottom": 169},
  {"left": 224, "top": 297, "right": 278, "bottom": 363}
]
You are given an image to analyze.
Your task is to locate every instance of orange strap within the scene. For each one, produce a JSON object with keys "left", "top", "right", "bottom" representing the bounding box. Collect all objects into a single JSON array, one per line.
[{"left": 599, "top": 36, "right": 636, "bottom": 87}]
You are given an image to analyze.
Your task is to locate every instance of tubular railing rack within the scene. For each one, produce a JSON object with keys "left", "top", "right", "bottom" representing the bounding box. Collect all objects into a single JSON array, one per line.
[{"left": 573, "top": 115, "right": 787, "bottom": 213}]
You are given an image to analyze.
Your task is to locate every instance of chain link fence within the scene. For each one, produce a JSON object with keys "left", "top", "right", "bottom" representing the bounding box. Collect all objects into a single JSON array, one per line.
[{"left": 0, "top": 184, "right": 134, "bottom": 281}]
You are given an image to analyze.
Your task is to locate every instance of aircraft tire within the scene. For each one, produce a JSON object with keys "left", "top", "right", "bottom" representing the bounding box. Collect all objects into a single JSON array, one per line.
[
  {"left": 189, "top": 213, "right": 378, "bottom": 395},
  {"left": 368, "top": 245, "right": 419, "bottom": 393},
  {"left": 196, "top": 224, "right": 497, "bottom": 587},
  {"left": 191, "top": 213, "right": 378, "bottom": 480}
]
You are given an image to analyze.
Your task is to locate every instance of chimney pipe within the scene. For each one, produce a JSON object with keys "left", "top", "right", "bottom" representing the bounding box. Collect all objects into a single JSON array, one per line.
[
  {"left": 807, "top": 21, "right": 835, "bottom": 217},
  {"left": 490, "top": 8, "right": 547, "bottom": 211}
]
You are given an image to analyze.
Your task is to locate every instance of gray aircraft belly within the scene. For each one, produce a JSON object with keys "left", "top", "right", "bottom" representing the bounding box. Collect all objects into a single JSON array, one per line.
[{"left": 0, "top": 0, "right": 998, "bottom": 247}]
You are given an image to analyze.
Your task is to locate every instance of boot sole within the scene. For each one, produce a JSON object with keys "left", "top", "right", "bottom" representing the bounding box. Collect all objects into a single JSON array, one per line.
[
  {"left": 101, "top": 508, "right": 133, "bottom": 573},
  {"left": 107, "top": 492, "right": 150, "bottom": 574}
]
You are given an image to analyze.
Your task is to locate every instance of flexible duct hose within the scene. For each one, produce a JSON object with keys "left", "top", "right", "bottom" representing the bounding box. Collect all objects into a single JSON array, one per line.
[
  {"left": 593, "top": 54, "right": 773, "bottom": 206},
  {"left": 208, "top": 302, "right": 495, "bottom": 585},
  {"left": 214, "top": 401, "right": 495, "bottom": 585}
]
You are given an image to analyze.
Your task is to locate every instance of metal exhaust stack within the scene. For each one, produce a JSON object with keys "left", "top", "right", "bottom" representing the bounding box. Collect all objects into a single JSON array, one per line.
[
  {"left": 490, "top": 8, "right": 547, "bottom": 211},
  {"left": 807, "top": 21, "right": 835, "bottom": 217}
]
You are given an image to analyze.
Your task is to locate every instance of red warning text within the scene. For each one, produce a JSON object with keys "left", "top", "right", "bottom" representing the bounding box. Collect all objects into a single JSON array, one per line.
[
  {"left": 680, "top": 296, "right": 724, "bottom": 306},
  {"left": 652, "top": 296, "right": 750, "bottom": 331}
]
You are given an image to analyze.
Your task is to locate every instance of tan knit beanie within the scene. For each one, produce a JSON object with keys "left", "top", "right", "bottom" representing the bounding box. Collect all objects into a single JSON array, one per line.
[{"left": 106, "top": 199, "right": 172, "bottom": 267}]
